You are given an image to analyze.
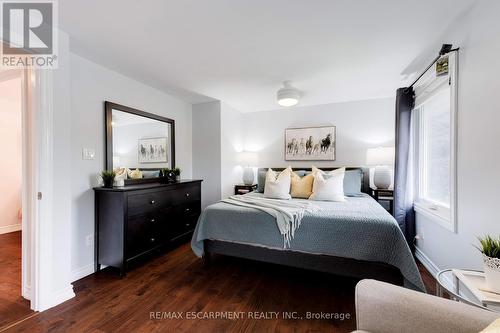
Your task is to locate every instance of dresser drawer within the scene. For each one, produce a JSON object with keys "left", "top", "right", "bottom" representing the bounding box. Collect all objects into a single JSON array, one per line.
[
  {"left": 126, "top": 214, "right": 161, "bottom": 259},
  {"left": 175, "top": 202, "right": 201, "bottom": 218},
  {"left": 173, "top": 184, "right": 201, "bottom": 205},
  {"left": 128, "top": 190, "right": 172, "bottom": 216}
]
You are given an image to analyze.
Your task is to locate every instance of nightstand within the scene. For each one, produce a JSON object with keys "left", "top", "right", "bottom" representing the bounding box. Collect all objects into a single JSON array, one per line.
[
  {"left": 370, "top": 187, "right": 394, "bottom": 215},
  {"left": 234, "top": 184, "right": 257, "bottom": 195}
]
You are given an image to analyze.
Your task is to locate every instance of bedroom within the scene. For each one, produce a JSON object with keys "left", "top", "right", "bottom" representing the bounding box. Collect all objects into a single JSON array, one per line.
[{"left": 0, "top": 0, "right": 499, "bottom": 332}]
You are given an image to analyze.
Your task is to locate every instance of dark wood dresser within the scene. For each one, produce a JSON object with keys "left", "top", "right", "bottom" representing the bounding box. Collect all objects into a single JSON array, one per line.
[{"left": 93, "top": 180, "right": 202, "bottom": 276}]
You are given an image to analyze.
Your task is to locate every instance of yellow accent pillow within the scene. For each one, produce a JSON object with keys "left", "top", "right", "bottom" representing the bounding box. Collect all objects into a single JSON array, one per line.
[
  {"left": 127, "top": 168, "right": 143, "bottom": 179},
  {"left": 290, "top": 171, "right": 314, "bottom": 199}
]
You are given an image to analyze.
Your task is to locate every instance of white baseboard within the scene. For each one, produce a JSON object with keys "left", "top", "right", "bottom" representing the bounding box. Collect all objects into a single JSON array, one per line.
[
  {"left": 36, "top": 284, "right": 75, "bottom": 312},
  {"left": 23, "top": 284, "right": 31, "bottom": 300},
  {"left": 47, "top": 285, "right": 75, "bottom": 310},
  {"left": 0, "top": 223, "right": 21, "bottom": 234},
  {"left": 71, "top": 263, "right": 95, "bottom": 282},
  {"left": 415, "top": 246, "right": 441, "bottom": 277}
]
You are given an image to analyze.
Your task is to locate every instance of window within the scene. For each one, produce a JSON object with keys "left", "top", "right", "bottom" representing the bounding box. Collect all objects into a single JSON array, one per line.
[{"left": 413, "top": 52, "right": 457, "bottom": 232}]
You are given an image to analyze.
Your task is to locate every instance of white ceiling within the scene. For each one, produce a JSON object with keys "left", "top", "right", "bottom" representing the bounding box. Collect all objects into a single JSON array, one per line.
[{"left": 60, "top": 0, "right": 476, "bottom": 112}]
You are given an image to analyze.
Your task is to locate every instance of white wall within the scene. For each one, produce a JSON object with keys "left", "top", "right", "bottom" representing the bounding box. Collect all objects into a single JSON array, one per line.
[
  {"left": 243, "top": 98, "right": 395, "bottom": 168},
  {"left": 192, "top": 101, "right": 222, "bottom": 208},
  {"left": 70, "top": 54, "right": 193, "bottom": 279},
  {"left": 220, "top": 103, "right": 244, "bottom": 199},
  {"left": 416, "top": 0, "right": 500, "bottom": 272},
  {"left": 196, "top": 98, "right": 395, "bottom": 200},
  {"left": 0, "top": 75, "right": 22, "bottom": 233}
]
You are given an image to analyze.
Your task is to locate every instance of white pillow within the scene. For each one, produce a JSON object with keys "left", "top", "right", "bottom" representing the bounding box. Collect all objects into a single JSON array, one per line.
[
  {"left": 263, "top": 167, "right": 292, "bottom": 200},
  {"left": 309, "top": 167, "right": 346, "bottom": 201}
]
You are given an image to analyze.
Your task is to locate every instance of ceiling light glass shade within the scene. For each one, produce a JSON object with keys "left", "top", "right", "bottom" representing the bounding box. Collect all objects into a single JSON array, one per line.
[{"left": 277, "top": 81, "right": 300, "bottom": 107}]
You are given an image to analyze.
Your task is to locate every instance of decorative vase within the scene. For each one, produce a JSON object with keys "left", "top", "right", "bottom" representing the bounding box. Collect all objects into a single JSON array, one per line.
[
  {"left": 242, "top": 167, "right": 254, "bottom": 185},
  {"left": 167, "top": 171, "right": 176, "bottom": 183},
  {"left": 373, "top": 165, "right": 391, "bottom": 189},
  {"left": 483, "top": 254, "right": 500, "bottom": 294},
  {"left": 103, "top": 178, "right": 114, "bottom": 188},
  {"left": 176, "top": 175, "right": 181, "bottom": 182}
]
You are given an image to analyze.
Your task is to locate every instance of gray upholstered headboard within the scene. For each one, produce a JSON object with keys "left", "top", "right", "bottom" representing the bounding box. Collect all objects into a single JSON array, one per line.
[{"left": 257, "top": 167, "right": 370, "bottom": 194}]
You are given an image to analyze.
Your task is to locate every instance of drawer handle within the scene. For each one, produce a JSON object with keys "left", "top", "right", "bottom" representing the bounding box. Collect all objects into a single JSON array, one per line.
[
  {"left": 150, "top": 237, "right": 156, "bottom": 243},
  {"left": 185, "top": 223, "right": 190, "bottom": 227},
  {"left": 185, "top": 193, "right": 190, "bottom": 197},
  {"left": 150, "top": 200, "right": 156, "bottom": 204},
  {"left": 150, "top": 218, "right": 155, "bottom": 223},
  {"left": 185, "top": 208, "right": 191, "bottom": 213}
]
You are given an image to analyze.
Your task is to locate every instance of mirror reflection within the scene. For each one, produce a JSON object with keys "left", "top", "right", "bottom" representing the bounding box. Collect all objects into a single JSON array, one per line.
[{"left": 111, "top": 109, "right": 173, "bottom": 180}]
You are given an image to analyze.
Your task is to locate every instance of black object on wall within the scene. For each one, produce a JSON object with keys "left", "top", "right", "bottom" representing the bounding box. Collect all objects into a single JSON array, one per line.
[{"left": 393, "top": 87, "right": 415, "bottom": 250}]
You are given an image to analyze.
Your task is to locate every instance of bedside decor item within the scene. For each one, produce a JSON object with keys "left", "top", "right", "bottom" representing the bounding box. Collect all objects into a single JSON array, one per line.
[
  {"left": 277, "top": 81, "right": 301, "bottom": 107},
  {"left": 239, "top": 151, "right": 258, "bottom": 185},
  {"left": 366, "top": 147, "right": 395, "bottom": 189},
  {"left": 477, "top": 235, "right": 500, "bottom": 294},
  {"left": 101, "top": 170, "right": 116, "bottom": 188},
  {"left": 285, "top": 126, "right": 336, "bottom": 161}
]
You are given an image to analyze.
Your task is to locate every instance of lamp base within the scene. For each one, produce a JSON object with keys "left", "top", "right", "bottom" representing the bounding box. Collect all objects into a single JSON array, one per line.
[
  {"left": 242, "top": 167, "right": 255, "bottom": 185},
  {"left": 373, "top": 165, "right": 391, "bottom": 189}
]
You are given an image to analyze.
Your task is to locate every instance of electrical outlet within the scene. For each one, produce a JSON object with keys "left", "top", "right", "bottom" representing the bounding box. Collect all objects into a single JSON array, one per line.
[
  {"left": 82, "top": 148, "right": 96, "bottom": 160},
  {"left": 85, "top": 234, "right": 94, "bottom": 247}
]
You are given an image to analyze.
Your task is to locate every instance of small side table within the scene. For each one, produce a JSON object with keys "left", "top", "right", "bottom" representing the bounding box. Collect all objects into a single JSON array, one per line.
[
  {"left": 234, "top": 184, "right": 257, "bottom": 195},
  {"left": 370, "top": 187, "right": 394, "bottom": 215},
  {"left": 436, "top": 269, "right": 500, "bottom": 312}
]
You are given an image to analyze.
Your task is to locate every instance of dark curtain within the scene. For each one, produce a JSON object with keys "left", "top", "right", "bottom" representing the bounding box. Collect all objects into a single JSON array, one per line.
[{"left": 393, "top": 87, "right": 415, "bottom": 251}]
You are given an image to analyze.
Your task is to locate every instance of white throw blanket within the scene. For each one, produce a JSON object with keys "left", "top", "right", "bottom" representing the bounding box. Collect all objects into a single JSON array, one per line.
[{"left": 221, "top": 195, "right": 320, "bottom": 248}]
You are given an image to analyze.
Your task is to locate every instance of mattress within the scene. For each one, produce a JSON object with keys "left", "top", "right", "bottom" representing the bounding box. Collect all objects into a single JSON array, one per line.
[{"left": 191, "top": 192, "right": 425, "bottom": 291}]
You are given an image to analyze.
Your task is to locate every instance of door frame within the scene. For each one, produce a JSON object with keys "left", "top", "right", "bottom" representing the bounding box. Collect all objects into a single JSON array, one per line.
[{"left": 0, "top": 67, "right": 55, "bottom": 311}]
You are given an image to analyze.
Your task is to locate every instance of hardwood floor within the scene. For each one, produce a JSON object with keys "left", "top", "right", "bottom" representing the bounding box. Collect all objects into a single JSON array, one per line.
[
  {"left": 1, "top": 238, "right": 435, "bottom": 333},
  {"left": 0, "top": 231, "right": 32, "bottom": 329}
]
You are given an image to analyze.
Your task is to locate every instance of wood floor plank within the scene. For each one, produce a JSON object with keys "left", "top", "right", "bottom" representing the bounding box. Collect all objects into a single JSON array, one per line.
[
  {"left": 0, "top": 231, "right": 33, "bottom": 329},
  {"left": 2, "top": 237, "right": 435, "bottom": 333}
]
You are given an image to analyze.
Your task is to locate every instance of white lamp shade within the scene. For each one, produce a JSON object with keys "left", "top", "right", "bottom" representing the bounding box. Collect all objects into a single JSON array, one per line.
[
  {"left": 238, "top": 151, "right": 258, "bottom": 167},
  {"left": 366, "top": 147, "right": 395, "bottom": 166}
]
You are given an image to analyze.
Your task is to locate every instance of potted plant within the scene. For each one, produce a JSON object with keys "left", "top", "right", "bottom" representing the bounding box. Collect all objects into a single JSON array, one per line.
[
  {"left": 172, "top": 167, "right": 181, "bottom": 182},
  {"left": 477, "top": 235, "right": 500, "bottom": 293},
  {"left": 101, "top": 170, "right": 116, "bottom": 188}
]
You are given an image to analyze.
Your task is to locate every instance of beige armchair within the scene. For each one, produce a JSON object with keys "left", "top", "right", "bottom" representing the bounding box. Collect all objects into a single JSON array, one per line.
[{"left": 354, "top": 279, "right": 499, "bottom": 333}]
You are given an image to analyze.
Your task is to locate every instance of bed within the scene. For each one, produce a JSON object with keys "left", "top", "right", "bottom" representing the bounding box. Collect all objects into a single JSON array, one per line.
[{"left": 191, "top": 167, "right": 425, "bottom": 291}]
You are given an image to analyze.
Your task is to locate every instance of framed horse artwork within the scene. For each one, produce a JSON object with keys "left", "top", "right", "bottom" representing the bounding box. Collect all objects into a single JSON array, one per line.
[
  {"left": 138, "top": 137, "right": 168, "bottom": 163},
  {"left": 284, "top": 126, "right": 336, "bottom": 161}
]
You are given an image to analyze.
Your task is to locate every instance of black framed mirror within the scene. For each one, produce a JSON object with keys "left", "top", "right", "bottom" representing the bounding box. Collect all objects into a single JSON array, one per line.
[{"left": 105, "top": 101, "right": 175, "bottom": 185}]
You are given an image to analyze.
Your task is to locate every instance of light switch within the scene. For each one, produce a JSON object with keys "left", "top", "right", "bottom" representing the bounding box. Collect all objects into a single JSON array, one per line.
[{"left": 82, "top": 148, "right": 96, "bottom": 160}]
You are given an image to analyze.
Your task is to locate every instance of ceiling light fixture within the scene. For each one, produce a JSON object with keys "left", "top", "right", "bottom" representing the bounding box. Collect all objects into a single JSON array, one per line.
[{"left": 277, "top": 81, "right": 300, "bottom": 107}]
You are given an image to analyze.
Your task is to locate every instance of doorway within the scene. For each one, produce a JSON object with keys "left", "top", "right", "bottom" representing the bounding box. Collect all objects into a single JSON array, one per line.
[{"left": 0, "top": 69, "right": 33, "bottom": 327}]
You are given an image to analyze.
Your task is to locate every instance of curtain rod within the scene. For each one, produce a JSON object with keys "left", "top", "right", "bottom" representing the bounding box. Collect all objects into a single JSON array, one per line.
[{"left": 404, "top": 44, "right": 459, "bottom": 93}]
